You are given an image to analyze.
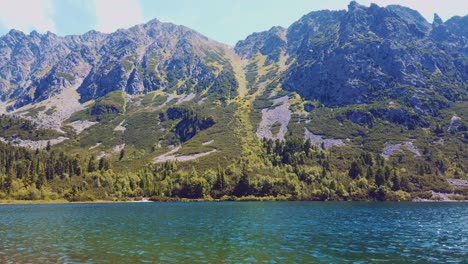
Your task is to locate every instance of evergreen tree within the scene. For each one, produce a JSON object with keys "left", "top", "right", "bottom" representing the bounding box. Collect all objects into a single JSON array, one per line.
[
  {"left": 348, "top": 161, "right": 363, "bottom": 179},
  {"left": 375, "top": 168, "right": 385, "bottom": 187},
  {"left": 87, "top": 155, "right": 97, "bottom": 173},
  {"left": 99, "top": 157, "right": 110, "bottom": 171},
  {"left": 366, "top": 166, "right": 374, "bottom": 181}
]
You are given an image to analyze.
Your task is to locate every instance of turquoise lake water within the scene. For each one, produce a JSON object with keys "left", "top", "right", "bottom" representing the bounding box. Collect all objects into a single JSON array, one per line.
[{"left": 0, "top": 202, "right": 467, "bottom": 263}]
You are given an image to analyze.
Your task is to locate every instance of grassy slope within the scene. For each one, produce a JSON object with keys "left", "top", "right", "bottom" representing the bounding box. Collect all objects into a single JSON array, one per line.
[{"left": 1, "top": 48, "right": 465, "bottom": 182}]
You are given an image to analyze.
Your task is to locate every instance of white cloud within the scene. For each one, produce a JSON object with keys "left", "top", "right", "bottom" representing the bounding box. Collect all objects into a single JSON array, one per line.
[
  {"left": 0, "top": 0, "right": 56, "bottom": 33},
  {"left": 93, "top": 0, "right": 145, "bottom": 33}
]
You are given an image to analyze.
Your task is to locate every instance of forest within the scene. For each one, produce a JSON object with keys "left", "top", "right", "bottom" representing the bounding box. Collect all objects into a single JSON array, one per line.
[{"left": 0, "top": 136, "right": 466, "bottom": 202}]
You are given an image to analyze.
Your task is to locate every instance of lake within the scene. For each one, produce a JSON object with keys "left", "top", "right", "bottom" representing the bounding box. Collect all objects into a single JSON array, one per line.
[{"left": 0, "top": 202, "right": 466, "bottom": 263}]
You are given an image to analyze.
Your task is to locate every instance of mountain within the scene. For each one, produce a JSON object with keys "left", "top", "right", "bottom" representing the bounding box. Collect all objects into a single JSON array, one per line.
[
  {"left": 0, "top": 1, "right": 466, "bottom": 202},
  {"left": 236, "top": 2, "right": 466, "bottom": 106},
  {"left": 0, "top": 19, "right": 237, "bottom": 109}
]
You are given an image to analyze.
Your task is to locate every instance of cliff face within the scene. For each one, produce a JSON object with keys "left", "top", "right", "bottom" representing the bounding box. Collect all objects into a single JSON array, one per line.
[
  {"left": 0, "top": 19, "right": 233, "bottom": 109},
  {"left": 236, "top": 2, "right": 467, "bottom": 107}
]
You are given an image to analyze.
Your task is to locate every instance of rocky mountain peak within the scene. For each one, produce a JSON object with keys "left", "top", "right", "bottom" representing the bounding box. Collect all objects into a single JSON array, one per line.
[
  {"left": 433, "top": 13, "right": 443, "bottom": 25},
  {"left": 0, "top": 2, "right": 466, "bottom": 111},
  {"left": 444, "top": 15, "right": 468, "bottom": 38},
  {"left": 235, "top": 1, "right": 467, "bottom": 106},
  {"left": 6, "top": 29, "right": 25, "bottom": 37},
  {"left": 145, "top": 18, "right": 161, "bottom": 26},
  {"left": 0, "top": 18, "right": 235, "bottom": 108},
  {"left": 234, "top": 26, "right": 287, "bottom": 62},
  {"left": 348, "top": 1, "right": 365, "bottom": 12},
  {"left": 29, "top": 30, "right": 41, "bottom": 38}
]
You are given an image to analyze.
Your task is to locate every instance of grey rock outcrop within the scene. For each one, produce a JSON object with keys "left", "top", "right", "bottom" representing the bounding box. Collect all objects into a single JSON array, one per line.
[
  {"left": 235, "top": 2, "right": 467, "bottom": 108},
  {"left": 0, "top": 19, "right": 233, "bottom": 109},
  {"left": 448, "top": 115, "right": 466, "bottom": 134},
  {"left": 235, "top": 26, "right": 287, "bottom": 64}
]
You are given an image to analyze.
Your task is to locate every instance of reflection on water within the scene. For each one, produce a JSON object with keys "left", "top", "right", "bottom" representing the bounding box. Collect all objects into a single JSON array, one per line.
[{"left": 0, "top": 202, "right": 467, "bottom": 263}]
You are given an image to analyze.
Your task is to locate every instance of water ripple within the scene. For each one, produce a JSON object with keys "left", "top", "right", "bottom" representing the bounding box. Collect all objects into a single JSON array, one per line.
[{"left": 0, "top": 202, "right": 467, "bottom": 263}]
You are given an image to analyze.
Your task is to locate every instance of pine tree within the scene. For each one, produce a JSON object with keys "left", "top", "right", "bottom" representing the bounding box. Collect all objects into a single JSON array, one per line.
[
  {"left": 99, "top": 157, "right": 110, "bottom": 171},
  {"left": 348, "top": 161, "right": 363, "bottom": 179},
  {"left": 366, "top": 166, "right": 374, "bottom": 180},
  {"left": 375, "top": 168, "right": 385, "bottom": 187},
  {"left": 87, "top": 155, "right": 97, "bottom": 173},
  {"left": 214, "top": 166, "right": 227, "bottom": 191}
]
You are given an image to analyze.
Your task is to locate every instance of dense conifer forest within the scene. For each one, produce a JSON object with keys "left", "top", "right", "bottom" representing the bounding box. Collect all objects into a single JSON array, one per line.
[{"left": 1, "top": 137, "right": 465, "bottom": 202}]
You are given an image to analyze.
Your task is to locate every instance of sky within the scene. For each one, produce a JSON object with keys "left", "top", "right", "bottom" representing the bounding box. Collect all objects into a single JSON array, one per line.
[{"left": 0, "top": 0, "right": 466, "bottom": 45}]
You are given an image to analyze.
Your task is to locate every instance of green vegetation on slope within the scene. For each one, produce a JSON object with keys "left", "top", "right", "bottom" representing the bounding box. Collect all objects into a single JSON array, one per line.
[
  {"left": 1, "top": 132, "right": 467, "bottom": 202},
  {"left": 0, "top": 115, "right": 62, "bottom": 141}
]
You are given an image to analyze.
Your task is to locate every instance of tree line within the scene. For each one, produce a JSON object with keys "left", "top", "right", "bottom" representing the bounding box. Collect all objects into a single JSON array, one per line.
[{"left": 0, "top": 136, "right": 465, "bottom": 201}]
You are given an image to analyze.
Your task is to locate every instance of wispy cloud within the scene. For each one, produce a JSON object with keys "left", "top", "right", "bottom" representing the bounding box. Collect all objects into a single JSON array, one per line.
[
  {"left": 93, "top": 0, "right": 145, "bottom": 32},
  {"left": 0, "top": 0, "right": 56, "bottom": 33}
]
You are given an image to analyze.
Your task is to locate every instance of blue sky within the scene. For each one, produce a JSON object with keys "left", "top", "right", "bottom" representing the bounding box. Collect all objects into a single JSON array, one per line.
[{"left": 0, "top": 0, "right": 466, "bottom": 45}]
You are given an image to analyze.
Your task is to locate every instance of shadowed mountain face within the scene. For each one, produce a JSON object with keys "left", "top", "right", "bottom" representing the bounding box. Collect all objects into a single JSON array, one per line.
[
  {"left": 0, "top": 19, "right": 233, "bottom": 109},
  {"left": 236, "top": 1, "right": 467, "bottom": 107}
]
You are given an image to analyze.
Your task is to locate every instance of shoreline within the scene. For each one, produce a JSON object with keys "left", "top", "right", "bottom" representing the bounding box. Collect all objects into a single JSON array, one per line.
[
  {"left": 0, "top": 199, "right": 134, "bottom": 205},
  {"left": 1, "top": 198, "right": 467, "bottom": 205}
]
